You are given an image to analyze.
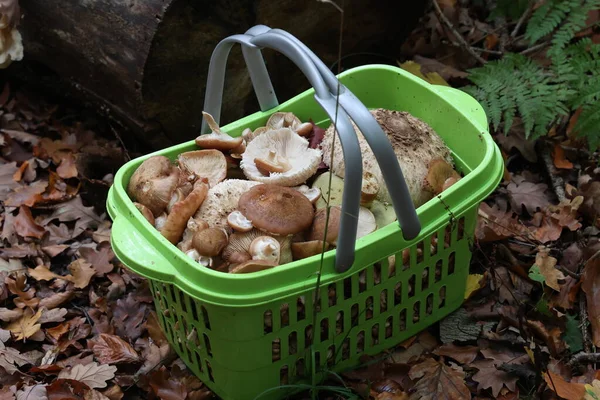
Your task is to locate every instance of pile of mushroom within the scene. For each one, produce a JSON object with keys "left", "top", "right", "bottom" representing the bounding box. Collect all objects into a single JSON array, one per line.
[{"left": 127, "top": 109, "right": 461, "bottom": 275}]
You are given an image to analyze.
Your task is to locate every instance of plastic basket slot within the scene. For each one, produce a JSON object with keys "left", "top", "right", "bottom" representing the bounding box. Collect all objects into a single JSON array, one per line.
[
  {"left": 328, "top": 283, "right": 337, "bottom": 307},
  {"left": 422, "top": 267, "right": 430, "bottom": 290},
  {"left": 448, "top": 252, "right": 456, "bottom": 275},
  {"left": 280, "top": 304, "right": 290, "bottom": 328},
  {"left": 374, "top": 262, "right": 383, "bottom": 285},
  {"left": 380, "top": 289, "right": 388, "bottom": 313},
  {"left": 264, "top": 310, "right": 273, "bottom": 334},
  {"left": 288, "top": 331, "right": 298, "bottom": 355},
  {"left": 320, "top": 318, "right": 329, "bottom": 342},
  {"left": 327, "top": 344, "right": 335, "bottom": 367},
  {"left": 413, "top": 300, "right": 421, "bottom": 323},
  {"left": 408, "top": 274, "right": 416, "bottom": 298},
  {"left": 435, "top": 260, "right": 443, "bottom": 283},
  {"left": 201, "top": 305, "right": 211, "bottom": 330},
  {"left": 439, "top": 286, "right": 447, "bottom": 308},
  {"left": 304, "top": 324, "right": 313, "bottom": 349},
  {"left": 385, "top": 316, "right": 393, "bottom": 339},
  {"left": 350, "top": 303, "right": 359, "bottom": 328},
  {"left": 426, "top": 293, "right": 434, "bottom": 316},
  {"left": 272, "top": 339, "right": 281, "bottom": 361},
  {"left": 297, "top": 296, "right": 306, "bottom": 321},
  {"left": 356, "top": 330, "right": 365, "bottom": 353},
  {"left": 371, "top": 323, "right": 379, "bottom": 346},
  {"left": 280, "top": 365, "right": 289, "bottom": 385},
  {"left": 457, "top": 216, "right": 466, "bottom": 241},
  {"left": 393, "top": 282, "right": 402, "bottom": 306},
  {"left": 399, "top": 308, "right": 407, "bottom": 332},
  {"left": 358, "top": 269, "right": 367, "bottom": 293},
  {"left": 295, "top": 358, "right": 305, "bottom": 377},
  {"left": 335, "top": 311, "right": 344, "bottom": 336},
  {"left": 430, "top": 232, "right": 438, "bottom": 256},
  {"left": 206, "top": 360, "right": 214, "bottom": 382},
  {"left": 365, "top": 296, "right": 374, "bottom": 321}
]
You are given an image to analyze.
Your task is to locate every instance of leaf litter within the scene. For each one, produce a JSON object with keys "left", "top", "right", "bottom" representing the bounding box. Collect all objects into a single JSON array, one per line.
[{"left": 2, "top": 2, "right": 600, "bottom": 399}]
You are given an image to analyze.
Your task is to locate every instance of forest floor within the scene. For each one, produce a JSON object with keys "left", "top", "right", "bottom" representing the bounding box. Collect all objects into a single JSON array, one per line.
[{"left": 1, "top": 1, "right": 600, "bottom": 399}]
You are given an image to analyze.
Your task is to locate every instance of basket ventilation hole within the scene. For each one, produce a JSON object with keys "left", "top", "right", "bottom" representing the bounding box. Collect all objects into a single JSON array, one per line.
[
  {"left": 264, "top": 310, "right": 273, "bottom": 334},
  {"left": 203, "top": 334, "right": 212, "bottom": 357},
  {"left": 327, "top": 345, "right": 335, "bottom": 366},
  {"left": 342, "top": 337, "right": 350, "bottom": 360},
  {"left": 439, "top": 286, "right": 447, "bottom": 308},
  {"left": 201, "top": 306, "right": 210, "bottom": 330},
  {"left": 444, "top": 224, "right": 452, "bottom": 248},
  {"left": 374, "top": 262, "right": 382, "bottom": 285},
  {"left": 351, "top": 303, "right": 359, "bottom": 327},
  {"left": 344, "top": 277, "right": 352, "bottom": 299},
  {"left": 272, "top": 339, "right": 281, "bottom": 362},
  {"left": 402, "top": 248, "right": 410, "bottom": 271},
  {"left": 357, "top": 330, "right": 365, "bottom": 353},
  {"left": 380, "top": 289, "right": 388, "bottom": 313},
  {"left": 448, "top": 252, "right": 456, "bottom": 275},
  {"left": 417, "top": 241, "right": 425, "bottom": 263},
  {"left": 408, "top": 275, "right": 416, "bottom": 298},
  {"left": 289, "top": 332, "right": 297, "bottom": 355},
  {"left": 295, "top": 358, "right": 305, "bottom": 377},
  {"left": 297, "top": 297, "right": 305, "bottom": 321},
  {"left": 413, "top": 301, "right": 421, "bottom": 323},
  {"left": 422, "top": 267, "right": 430, "bottom": 290},
  {"left": 365, "top": 296, "right": 374, "bottom": 320},
  {"left": 190, "top": 300, "right": 199, "bottom": 321},
  {"left": 399, "top": 309, "right": 407, "bottom": 331},
  {"left": 320, "top": 318, "right": 329, "bottom": 342},
  {"left": 193, "top": 350, "right": 203, "bottom": 372},
  {"left": 358, "top": 269, "right": 367, "bottom": 293},
  {"left": 206, "top": 360, "right": 214, "bottom": 382},
  {"left": 388, "top": 255, "right": 397, "bottom": 278},
  {"left": 371, "top": 323, "right": 379, "bottom": 346},
  {"left": 426, "top": 293, "right": 434, "bottom": 316},
  {"left": 435, "top": 260, "right": 443, "bottom": 283},
  {"left": 178, "top": 290, "right": 187, "bottom": 313},
  {"left": 305, "top": 325, "right": 313, "bottom": 348},
  {"left": 394, "top": 282, "right": 402, "bottom": 306},
  {"left": 280, "top": 365, "right": 289, "bottom": 385},
  {"left": 385, "top": 316, "right": 393, "bottom": 338},
  {"left": 280, "top": 304, "right": 290, "bottom": 328},
  {"left": 328, "top": 283, "right": 337, "bottom": 307},
  {"left": 430, "top": 233, "right": 438, "bottom": 256},
  {"left": 458, "top": 217, "right": 465, "bottom": 241},
  {"left": 336, "top": 311, "right": 344, "bottom": 335},
  {"left": 315, "top": 351, "right": 321, "bottom": 369}
]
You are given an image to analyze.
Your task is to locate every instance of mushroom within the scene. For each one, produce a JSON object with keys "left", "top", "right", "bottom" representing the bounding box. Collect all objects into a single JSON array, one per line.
[
  {"left": 193, "top": 179, "right": 261, "bottom": 230},
  {"left": 266, "top": 112, "right": 313, "bottom": 137},
  {"left": 240, "top": 128, "right": 322, "bottom": 187},
  {"left": 242, "top": 126, "right": 267, "bottom": 144},
  {"left": 308, "top": 206, "right": 377, "bottom": 245},
  {"left": 127, "top": 155, "right": 180, "bottom": 217},
  {"left": 249, "top": 236, "right": 281, "bottom": 264},
  {"left": 227, "top": 210, "right": 253, "bottom": 232},
  {"left": 195, "top": 111, "right": 244, "bottom": 151},
  {"left": 192, "top": 227, "right": 228, "bottom": 257},
  {"left": 222, "top": 228, "right": 292, "bottom": 267},
  {"left": 134, "top": 202, "right": 155, "bottom": 225},
  {"left": 177, "top": 150, "right": 227, "bottom": 188},
  {"left": 255, "top": 150, "right": 292, "bottom": 175},
  {"left": 320, "top": 108, "right": 453, "bottom": 207},
  {"left": 291, "top": 240, "right": 329, "bottom": 260},
  {"left": 361, "top": 171, "right": 380, "bottom": 206},
  {"left": 154, "top": 212, "right": 167, "bottom": 231},
  {"left": 230, "top": 260, "right": 278, "bottom": 274},
  {"left": 293, "top": 185, "right": 321, "bottom": 204},
  {"left": 178, "top": 218, "right": 209, "bottom": 252},
  {"left": 160, "top": 180, "right": 209, "bottom": 244},
  {"left": 238, "top": 184, "right": 315, "bottom": 236},
  {"left": 423, "top": 158, "right": 461, "bottom": 196}
]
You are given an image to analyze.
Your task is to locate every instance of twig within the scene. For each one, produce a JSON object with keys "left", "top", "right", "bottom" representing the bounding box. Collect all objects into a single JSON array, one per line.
[
  {"left": 567, "top": 352, "right": 600, "bottom": 367},
  {"left": 521, "top": 41, "right": 550, "bottom": 55},
  {"left": 473, "top": 47, "right": 504, "bottom": 55},
  {"left": 431, "top": 0, "right": 487, "bottom": 65},
  {"left": 511, "top": 0, "right": 536, "bottom": 38},
  {"left": 109, "top": 123, "right": 131, "bottom": 162},
  {"left": 579, "top": 291, "right": 592, "bottom": 353},
  {"left": 540, "top": 141, "right": 566, "bottom": 203},
  {"left": 557, "top": 265, "right": 581, "bottom": 280}
]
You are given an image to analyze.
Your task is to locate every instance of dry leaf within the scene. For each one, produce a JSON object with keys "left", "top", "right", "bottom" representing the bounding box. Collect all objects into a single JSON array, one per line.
[
  {"left": 553, "top": 145, "right": 574, "bottom": 169},
  {"left": 464, "top": 274, "right": 484, "bottom": 300},
  {"left": 5, "top": 180, "right": 48, "bottom": 207},
  {"left": 534, "top": 248, "right": 565, "bottom": 291},
  {"left": 7, "top": 308, "right": 43, "bottom": 340},
  {"left": 399, "top": 60, "right": 450, "bottom": 86},
  {"left": 79, "top": 245, "right": 114, "bottom": 277},
  {"left": 68, "top": 259, "right": 96, "bottom": 289},
  {"left": 39, "top": 290, "right": 74, "bottom": 310},
  {"left": 476, "top": 202, "right": 526, "bottom": 242},
  {"left": 84, "top": 390, "right": 111, "bottom": 400},
  {"left": 149, "top": 366, "right": 187, "bottom": 400},
  {"left": 432, "top": 343, "right": 479, "bottom": 364},
  {"left": 581, "top": 257, "right": 600, "bottom": 347},
  {"left": 544, "top": 370, "right": 586, "bottom": 400},
  {"left": 0, "top": 161, "right": 20, "bottom": 201},
  {"left": 42, "top": 196, "right": 106, "bottom": 239},
  {"left": 28, "top": 265, "right": 63, "bottom": 282},
  {"left": 0, "top": 307, "right": 23, "bottom": 322},
  {"left": 57, "top": 362, "right": 117, "bottom": 389},
  {"left": 408, "top": 358, "right": 470, "bottom": 399},
  {"left": 472, "top": 359, "right": 518, "bottom": 397},
  {"left": 56, "top": 153, "right": 77, "bottom": 179},
  {"left": 507, "top": 180, "right": 552, "bottom": 215},
  {"left": 16, "top": 384, "right": 47, "bottom": 400},
  {"left": 14, "top": 206, "right": 46, "bottom": 239},
  {"left": 89, "top": 333, "right": 140, "bottom": 365},
  {"left": 0, "top": 340, "right": 44, "bottom": 374}
]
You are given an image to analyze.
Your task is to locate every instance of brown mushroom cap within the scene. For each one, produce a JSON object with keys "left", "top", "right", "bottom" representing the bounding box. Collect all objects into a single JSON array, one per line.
[
  {"left": 230, "top": 260, "right": 278, "bottom": 274},
  {"left": 291, "top": 240, "right": 329, "bottom": 260},
  {"left": 192, "top": 227, "right": 228, "bottom": 257},
  {"left": 127, "top": 155, "right": 180, "bottom": 217},
  {"left": 134, "top": 202, "right": 155, "bottom": 225},
  {"left": 178, "top": 150, "right": 227, "bottom": 188},
  {"left": 308, "top": 206, "right": 342, "bottom": 244},
  {"left": 238, "top": 184, "right": 315, "bottom": 235}
]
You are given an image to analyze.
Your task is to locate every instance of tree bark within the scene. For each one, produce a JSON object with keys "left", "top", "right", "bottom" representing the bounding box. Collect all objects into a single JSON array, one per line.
[{"left": 12, "top": 0, "right": 426, "bottom": 150}]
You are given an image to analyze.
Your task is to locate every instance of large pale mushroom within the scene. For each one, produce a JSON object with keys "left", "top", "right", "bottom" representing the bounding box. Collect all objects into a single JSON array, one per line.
[
  {"left": 177, "top": 150, "right": 227, "bottom": 188},
  {"left": 127, "top": 155, "right": 180, "bottom": 217},
  {"left": 240, "top": 128, "right": 322, "bottom": 187},
  {"left": 320, "top": 108, "right": 453, "bottom": 207},
  {"left": 308, "top": 206, "right": 377, "bottom": 246}
]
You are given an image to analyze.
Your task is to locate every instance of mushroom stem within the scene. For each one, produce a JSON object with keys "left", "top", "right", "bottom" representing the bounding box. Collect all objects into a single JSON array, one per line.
[{"left": 255, "top": 151, "right": 292, "bottom": 175}]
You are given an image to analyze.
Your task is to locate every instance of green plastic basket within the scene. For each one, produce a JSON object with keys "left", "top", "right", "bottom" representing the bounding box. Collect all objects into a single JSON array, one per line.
[{"left": 107, "top": 26, "right": 503, "bottom": 400}]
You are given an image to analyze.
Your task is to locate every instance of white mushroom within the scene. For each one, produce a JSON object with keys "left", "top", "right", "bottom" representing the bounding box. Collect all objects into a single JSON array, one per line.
[
  {"left": 308, "top": 206, "right": 377, "bottom": 246},
  {"left": 249, "top": 236, "right": 281, "bottom": 264},
  {"left": 293, "top": 185, "right": 321, "bottom": 204},
  {"left": 320, "top": 108, "right": 453, "bottom": 207},
  {"left": 193, "top": 179, "right": 260, "bottom": 230},
  {"left": 255, "top": 150, "right": 292, "bottom": 175},
  {"left": 266, "top": 112, "right": 313, "bottom": 137},
  {"left": 178, "top": 150, "right": 227, "bottom": 188},
  {"left": 227, "top": 210, "right": 253, "bottom": 232},
  {"left": 195, "top": 112, "right": 244, "bottom": 151},
  {"left": 240, "top": 128, "right": 322, "bottom": 187}
]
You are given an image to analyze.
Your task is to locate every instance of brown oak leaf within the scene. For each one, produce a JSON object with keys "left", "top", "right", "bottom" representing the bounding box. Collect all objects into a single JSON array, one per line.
[
  {"left": 57, "top": 362, "right": 117, "bottom": 389},
  {"left": 89, "top": 333, "right": 140, "bottom": 365},
  {"left": 5, "top": 180, "right": 48, "bottom": 207},
  {"left": 544, "top": 371, "right": 586, "bottom": 400},
  {"left": 432, "top": 343, "right": 479, "bottom": 364},
  {"left": 46, "top": 378, "right": 90, "bottom": 400},
  {"left": 476, "top": 202, "right": 525, "bottom": 242},
  {"left": 68, "top": 259, "right": 96, "bottom": 289},
  {"left": 79, "top": 244, "right": 114, "bottom": 277},
  {"left": 507, "top": 180, "right": 551, "bottom": 215},
  {"left": 149, "top": 366, "right": 187, "bottom": 400},
  {"left": 0, "top": 340, "right": 43, "bottom": 374},
  {"left": 581, "top": 257, "right": 600, "bottom": 347},
  {"left": 408, "top": 358, "right": 470, "bottom": 400},
  {"left": 6, "top": 308, "right": 43, "bottom": 340},
  {"left": 15, "top": 384, "right": 47, "bottom": 400},
  {"left": 56, "top": 153, "right": 78, "bottom": 179},
  {"left": 472, "top": 359, "right": 518, "bottom": 397},
  {"left": 534, "top": 248, "right": 565, "bottom": 291},
  {"left": 0, "top": 161, "right": 19, "bottom": 201},
  {"left": 42, "top": 196, "right": 106, "bottom": 239}
]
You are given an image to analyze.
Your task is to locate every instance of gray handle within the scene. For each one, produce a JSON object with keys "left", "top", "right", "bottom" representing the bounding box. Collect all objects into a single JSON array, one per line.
[
  {"left": 243, "top": 26, "right": 422, "bottom": 241},
  {"left": 200, "top": 31, "right": 364, "bottom": 272}
]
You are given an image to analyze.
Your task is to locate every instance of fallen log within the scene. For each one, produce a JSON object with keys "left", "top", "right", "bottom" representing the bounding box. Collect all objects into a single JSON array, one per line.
[{"left": 11, "top": 0, "right": 426, "bottom": 149}]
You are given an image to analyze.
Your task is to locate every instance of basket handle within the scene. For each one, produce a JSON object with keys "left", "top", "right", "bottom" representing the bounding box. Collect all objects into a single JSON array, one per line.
[
  {"left": 199, "top": 31, "right": 365, "bottom": 272},
  {"left": 240, "top": 26, "right": 422, "bottom": 240}
]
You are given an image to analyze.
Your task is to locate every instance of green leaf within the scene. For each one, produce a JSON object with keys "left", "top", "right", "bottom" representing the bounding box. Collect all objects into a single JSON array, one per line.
[
  {"left": 528, "top": 265, "right": 545, "bottom": 284},
  {"left": 563, "top": 314, "right": 584, "bottom": 353},
  {"left": 535, "top": 295, "right": 552, "bottom": 317}
]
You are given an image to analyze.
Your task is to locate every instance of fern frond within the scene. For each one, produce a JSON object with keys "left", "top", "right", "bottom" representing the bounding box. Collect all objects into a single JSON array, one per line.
[
  {"left": 548, "top": 0, "right": 600, "bottom": 56},
  {"left": 572, "top": 103, "right": 600, "bottom": 150},
  {"left": 525, "top": 0, "right": 578, "bottom": 44}
]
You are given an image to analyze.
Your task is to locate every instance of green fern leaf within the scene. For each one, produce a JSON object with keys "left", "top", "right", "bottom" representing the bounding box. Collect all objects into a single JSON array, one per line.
[{"left": 526, "top": 0, "right": 578, "bottom": 44}]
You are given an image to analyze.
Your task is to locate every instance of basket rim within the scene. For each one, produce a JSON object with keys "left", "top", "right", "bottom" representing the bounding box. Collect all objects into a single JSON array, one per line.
[{"left": 107, "top": 63, "right": 504, "bottom": 307}]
